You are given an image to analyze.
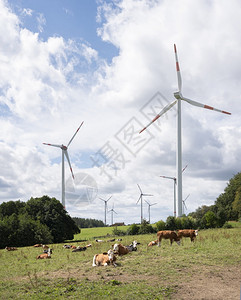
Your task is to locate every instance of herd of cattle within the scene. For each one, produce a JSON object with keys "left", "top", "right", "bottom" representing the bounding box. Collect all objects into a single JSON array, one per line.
[{"left": 4, "top": 229, "right": 198, "bottom": 265}]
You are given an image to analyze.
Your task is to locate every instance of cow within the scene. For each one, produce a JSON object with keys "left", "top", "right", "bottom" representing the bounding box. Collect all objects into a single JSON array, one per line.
[
  {"left": 157, "top": 230, "right": 181, "bottom": 246},
  {"left": 43, "top": 248, "right": 52, "bottom": 254},
  {"left": 5, "top": 246, "right": 17, "bottom": 251},
  {"left": 177, "top": 229, "right": 198, "bottom": 242},
  {"left": 95, "top": 239, "right": 104, "bottom": 243},
  {"left": 63, "top": 244, "right": 72, "bottom": 249},
  {"left": 85, "top": 244, "right": 92, "bottom": 248},
  {"left": 33, "top": 244, "right": 42, "bottom": 247},
  {"left": 37, "top": 248, "right": 51, "bottom": 259},
  {"left": 42, "top": 244, "right": 49, "bottom": 249},
  {"left": 126, "top": 240, "right": 138, "bottom": 252},
  {"left": 72, "top": 246, "right": 87, "bottom": 252},
  {"left": 112, "top": 243, "right": 130, "bottom": 255},
  {"left": 148, "top": 240, "right": 158, "bottom": 247},
  {"left": 107, "top": 238, "right": 116, "bottom": 242},
  {"left": 92, "top": 249, "right": 117, "bottom": 267}
]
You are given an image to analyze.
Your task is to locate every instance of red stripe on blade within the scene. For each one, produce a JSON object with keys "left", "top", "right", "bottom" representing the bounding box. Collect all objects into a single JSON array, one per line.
[{"left": 204, "top": 105, "right": 214, "bottom": 110}]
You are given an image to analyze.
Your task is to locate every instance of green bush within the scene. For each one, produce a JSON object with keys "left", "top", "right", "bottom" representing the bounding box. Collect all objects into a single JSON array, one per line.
[{"left": 126, "top": 224, "right": 139, "bottom": 235}]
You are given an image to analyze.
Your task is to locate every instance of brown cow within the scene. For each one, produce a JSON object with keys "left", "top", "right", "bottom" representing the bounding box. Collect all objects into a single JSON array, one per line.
[
  {"left": 148, "top": 240, "right": 158, "bottom": 247},
  {"left": 5, "top": 246, "right": 17, "bottom": 251},
  {"left": 92, "top": 249, "right": 117, "bottom": 266},
  {"left": 112, "top": 243, "right": 130, "bottom": 255},
  {"left": 37, "top": 248, "right": 51, "bottom": 259},
  {"left": 157, "top": 230, "right": 180, "bottom": 246},
  {"left": 33, "top": 244, "right": 43, "bottom": 247},
  {"left": 177, "top": 229, "right": 198, "bottom": 242}
]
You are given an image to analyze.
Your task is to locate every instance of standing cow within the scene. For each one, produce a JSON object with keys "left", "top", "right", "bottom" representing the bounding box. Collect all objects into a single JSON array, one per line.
[
  {"left": 177, "top": 229, "right": 198, "bottom": 242},
  {"left": 157, "top": 230, "right": 180, "bottom": 246}
]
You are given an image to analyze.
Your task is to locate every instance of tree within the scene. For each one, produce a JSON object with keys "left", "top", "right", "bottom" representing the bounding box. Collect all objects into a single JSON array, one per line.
[
  {"left": 215, "top": 172, "right": 241, "bottom": 221},
  {"left": 232, "top": 186, "right": 241, "bottom": 218}
]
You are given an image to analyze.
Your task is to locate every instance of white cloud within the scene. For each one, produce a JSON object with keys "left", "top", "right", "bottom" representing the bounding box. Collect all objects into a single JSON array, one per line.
[{"left": 0, "top": 0, "right": 240, "bottom": 225}]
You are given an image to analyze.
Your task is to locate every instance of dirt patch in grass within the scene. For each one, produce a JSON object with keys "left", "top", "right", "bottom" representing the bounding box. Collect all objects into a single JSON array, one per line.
[
  {"left": 18, "top": 262, "right": 241, "bottom": 299},
  {"left": 172, "top": 265, "right": 241, "bottom": 300}
]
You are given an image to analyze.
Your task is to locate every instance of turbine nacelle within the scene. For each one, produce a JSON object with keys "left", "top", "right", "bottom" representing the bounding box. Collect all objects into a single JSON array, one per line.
[
  {"left": 174, "top": 91, "right": 183, "bottom": 100},
  {"left": 61, "top": 145, "right": 68, "bottom": 151}
]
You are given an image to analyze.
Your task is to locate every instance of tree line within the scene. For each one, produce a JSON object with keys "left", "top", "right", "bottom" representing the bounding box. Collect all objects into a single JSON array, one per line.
[
  {"left": 0, "top": 195, "right": 80, "bottom": 249},
  {"left": 0, "top": 172, "right": 240, "bottom": 247}
]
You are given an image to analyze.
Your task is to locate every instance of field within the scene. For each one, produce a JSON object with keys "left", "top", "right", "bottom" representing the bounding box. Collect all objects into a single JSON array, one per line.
[{"left": 0, "top": 225, "right": 241, "bottom": 299}]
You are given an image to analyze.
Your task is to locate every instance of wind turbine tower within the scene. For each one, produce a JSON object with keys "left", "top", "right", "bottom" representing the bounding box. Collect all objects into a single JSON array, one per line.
[
  {"left": 140, "top": 44, "right": 231, "bottom": 217},
  {"left": 99, "top": 196, "right": 112, "bottom": 226},
  {"left": 43, "top": 122, "right": 84, "bottom": 208},
  {"left": 108, "top": 204, "right": 117, "bottom": 226},
  {"left": 136, "top": 184, "right": 153, "bottom": 224},
  {"left": 144, "top": 200, "right": 157, "bottom": 224},
  {"left": 160, "top": 164, "right": 187, "bottom": 217}
]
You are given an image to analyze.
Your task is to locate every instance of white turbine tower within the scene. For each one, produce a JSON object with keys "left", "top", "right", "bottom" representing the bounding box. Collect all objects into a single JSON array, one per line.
[
  {"left": 140, "top": 44, "right": 231, "bottom": 217},
  {"left": 108, "top": 204, "right": 117, "bottom": 226},
  {"left": 99, "top": 195, "right": 112, "bottom": 226},
  {"left": 43, "top": 122, "right": 84, "bottom": 208},
  {"left": 160, "top": 164, "right": 187, "bottom": 217},
  {"left": 136, "top": 184, "right": 153, "bottom": 224},
  {"left": 144, "top": 200, "right": 157, "bottom": 224}
]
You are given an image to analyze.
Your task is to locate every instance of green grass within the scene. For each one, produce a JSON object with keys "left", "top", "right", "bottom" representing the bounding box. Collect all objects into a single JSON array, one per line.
[
  {"left": 1, "top": 226, "right": 241, "bottom": 299},
  {"left": 72, "top": 225, "right": 128, "bottom": 241}
]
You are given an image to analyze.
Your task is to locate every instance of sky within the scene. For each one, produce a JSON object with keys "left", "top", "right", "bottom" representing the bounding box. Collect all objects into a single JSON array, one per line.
[{"left": 0, "top": 0, "right": 240, "bottom": 225}]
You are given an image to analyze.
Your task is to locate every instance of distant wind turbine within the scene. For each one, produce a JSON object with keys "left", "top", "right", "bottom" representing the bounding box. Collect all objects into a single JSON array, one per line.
[
  {"left": 43, "top": 122, "right": 84, "bottom": 208},
  {"left": 144, "top": 200, "right": 157, "bottom": 224},
  {"left": 99, "top": 195, "right": 112, "bottom": 226},
  {"left": 160, "top": 164, "right": 187, "bottom": 217},
  {"left": 140, "top": 44, "right": 231, "bottom": 217},
  {"left": 108, "top": 204, "right": 117, "bottom": 226},
  {"left": 136, "top": 184, "right": 153, "bottom": 224},
  {"left": 182, "top": 194, "right": 190, "bottom": 214}
]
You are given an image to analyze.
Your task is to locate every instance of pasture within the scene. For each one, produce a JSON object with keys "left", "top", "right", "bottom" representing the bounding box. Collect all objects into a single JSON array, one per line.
[{"left": 0, "top": 226, "right": 241, "bottom": 299}]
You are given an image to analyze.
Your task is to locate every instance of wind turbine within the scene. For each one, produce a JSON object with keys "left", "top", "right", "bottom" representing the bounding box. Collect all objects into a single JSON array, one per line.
[
  {"left": 182, "top": 194, "right": 190, "bottom": 214},
  {"left": 136, "top": 184, "right": 153, "bottom": 224},
  {"left": 99, "top": 195, "right": 112, "bottom": 226},
  {"left": 160, "top": 164, "right": 187, "bottom": 217},
  {"left": 140, "top": 44, "right": 231, "bottom": 217},
  {"left": 43, "top": 122, "right": 84, "bottom": 208},
  {"left": 144, "top": 200, "right": 157, "bottom": 224},
  {"left": 108, "top": 203, "right": 117, "bottom": 226}
]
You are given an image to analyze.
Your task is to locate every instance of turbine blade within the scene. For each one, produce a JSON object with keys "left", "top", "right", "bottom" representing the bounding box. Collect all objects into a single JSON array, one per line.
[
  {"left": 151, "top": 203, "right": 157, "bottom": 206},
  {"left": 174, "top": 44, "right": 182, "bottom": 92},
  {"left": 67, "top": 121, "right": 84, "bottom": 147},
  {"left": 159, "top": 175, "right": 175, "bottom": 180},
  {"left": 64, "top": 150, "right": 74, "bottom": 179},
  {"left": 182, "top": 164, "right": 188, "bottom": 173},
  {"left": 144, "top": 200, "right": 150, "bottom": 205},
  {"left": 107, "top": 196, "right": 112, "bottom": 202},
  {"left": 43, "top": 143, "right": 62, "bottom": 148},
  {"left": 136, "top": 195, "right": 141, "bottom": 204},
  {"left": 182, "top": 97, "right": 231, "bottom": 115},
  {"left": 143, "top": 194, "right": 153, "bottom": 197},
  {"left": 139, "top": 99, "right": 177, "bottom": 133},
  {"left": 137, "top": 184, "right": 142, "bottom": 194}
]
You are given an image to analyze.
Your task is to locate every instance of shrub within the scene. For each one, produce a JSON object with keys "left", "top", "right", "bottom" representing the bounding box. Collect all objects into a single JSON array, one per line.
[{"left": 126, "top": 224, "right": 139, "bottom": 235}]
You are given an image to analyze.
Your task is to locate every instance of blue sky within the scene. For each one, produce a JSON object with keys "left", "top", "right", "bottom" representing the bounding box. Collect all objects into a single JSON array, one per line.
[
  {"left": 0, "top": 0, "right": 240, "bottom": 225},
  {"left": 9, "top": 0, "right": 118, "bottom": 60}
]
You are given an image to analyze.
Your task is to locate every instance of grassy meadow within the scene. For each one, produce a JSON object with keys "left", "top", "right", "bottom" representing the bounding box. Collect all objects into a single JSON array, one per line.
[{"left": 0, "top": 224, "right": 241, "bottom": 299}]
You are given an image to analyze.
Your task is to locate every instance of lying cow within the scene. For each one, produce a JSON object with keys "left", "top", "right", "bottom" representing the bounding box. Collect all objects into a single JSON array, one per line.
[
  {"left": 126, "top": 240, "right": 138, "bottom": 252},
  {"left": 33, "top": 244, "right": 42, "bottom": 247},
  {"left": 37, "top": 248, "right": 51, "bottom": 259},
  {"left": 157, "top": 230, "right": 180, "bottom": 246},
  {"left": 72, "top": 246, "right": 87, "bottom": 252},
  {"left": 177, "top": 229, "right": 198, "bottom": 242},
  {"left": 148, "top": 240, "right": 158, "bottom": 247},
  {"left": 5, "top": 246, "right": 17, "bottom": 251},
  {"left": 112, "top": 243, "right": 130, "bottom": 255},
  {"left": 92, "top": 249, "right": 117, "bottom": 267},
  {"left": 63, "top": 244, "right": 72, "bottom": 249}
]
